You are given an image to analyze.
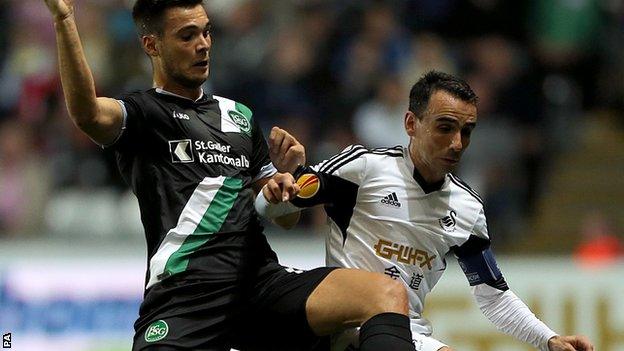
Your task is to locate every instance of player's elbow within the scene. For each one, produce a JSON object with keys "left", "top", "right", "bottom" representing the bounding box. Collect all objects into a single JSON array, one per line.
[
  {"left": 74, "top": 115, "right": 98, "bottom": 132},
  {"left": 71, "top": 108, "right": 100, "bottom": 132},
  {"left": 72, "top": 112, "right": 120, "bottom": 146}
]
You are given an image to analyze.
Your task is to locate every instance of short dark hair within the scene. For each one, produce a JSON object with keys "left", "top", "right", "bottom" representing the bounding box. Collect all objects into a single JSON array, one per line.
[
  {"left": 132, "top": 0, "right": 205, "bottom": 36},
  {"left": 409, "top": 71, "right": 478, "bottom": 117}
]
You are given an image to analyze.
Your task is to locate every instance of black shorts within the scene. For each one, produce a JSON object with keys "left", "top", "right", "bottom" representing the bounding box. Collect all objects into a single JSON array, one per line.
[{"left": 132, "top": 232, "right": 336, "bottom": 351}]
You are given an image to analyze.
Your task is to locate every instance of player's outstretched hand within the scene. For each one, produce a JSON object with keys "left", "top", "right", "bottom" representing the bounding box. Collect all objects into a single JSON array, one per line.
[
  {"left": 269, "top": 127, "right": 305, "bottom": 174},
  {"left": 548, "top": 335, "right": 594, "bottom": 351},
  {"left": 44, "top": 0, "right": 74, "bottom": 21},
  {"left": 263, "top": 172, "right": 300, "bottom": 203}
]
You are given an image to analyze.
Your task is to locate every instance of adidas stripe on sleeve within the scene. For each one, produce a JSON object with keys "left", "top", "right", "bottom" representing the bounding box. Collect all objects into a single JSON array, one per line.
[
  {"left": 312, "top": 144, "right": 369, "bottom": 185},
  {"left": 291, "top": 145, "right": 403, "bottom": 208}
]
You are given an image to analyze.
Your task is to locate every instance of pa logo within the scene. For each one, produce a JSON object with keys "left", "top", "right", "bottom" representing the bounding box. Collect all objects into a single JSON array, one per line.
[
  {"left": 228, "top": 110, "right": 251, "bottom": 135},
  {"left": 3, "top": 333, "right": 11, "bottom": 348},
  {"left": 169, "top": 139, "right": 194, "bottom": 163},
  {"left": 145, "top": 320, "right": 169, "bottom": 343}
]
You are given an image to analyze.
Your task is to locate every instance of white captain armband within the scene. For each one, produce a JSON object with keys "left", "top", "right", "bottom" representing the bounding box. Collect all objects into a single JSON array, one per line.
[
  {"left": 254, "top": 190, "right": 300, "bottom": 219},
  {"left": 472, "top": 284, "right": 558, "bottom": 351}
]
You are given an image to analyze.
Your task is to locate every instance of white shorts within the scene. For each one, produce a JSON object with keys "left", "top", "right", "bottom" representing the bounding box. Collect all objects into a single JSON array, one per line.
[
  {"left": 413, "top": 333, "right": 448, "bottom": 351},
  {"left": 331, "top": 328, "right": 448, "bottom": 351}
]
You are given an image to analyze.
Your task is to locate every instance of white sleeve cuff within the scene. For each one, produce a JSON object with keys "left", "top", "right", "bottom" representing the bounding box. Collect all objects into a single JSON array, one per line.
[
  {"left": 254, "top": 189, "right": 300, "bottom": 219},
  {"left": 251, "top": 163, "right": 278, "bottom": 184},
  {"left": 471, "top": 284, "right": 558, "bottom": 351},
  {"left": 99, "top": 99, "right": 128, "bottom": 148}
]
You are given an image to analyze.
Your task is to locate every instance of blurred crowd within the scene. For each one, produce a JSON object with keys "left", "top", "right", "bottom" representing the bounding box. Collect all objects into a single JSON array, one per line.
[{"left": 0, "top": 0, "right": 623, "bottom": 251}]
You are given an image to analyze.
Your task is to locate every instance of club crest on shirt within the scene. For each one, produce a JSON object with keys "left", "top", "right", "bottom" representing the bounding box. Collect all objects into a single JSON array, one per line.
[
  {"left": 228, "top": 110, "right": 251, "bottom": 135},
  {"left": 145, "top": 320, "right": 169, "bottom": 342},
  {"left": 438, "top": 210, "right": 457, "bottom": 232}
]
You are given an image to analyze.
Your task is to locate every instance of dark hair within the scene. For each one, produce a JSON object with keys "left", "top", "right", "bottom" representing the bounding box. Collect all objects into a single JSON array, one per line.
[
  {"left": 408, "top": 70, "right": 478, "bottom": 117},
  {"left": 132, "top": 0, "right": 205, "bottom": 36}
]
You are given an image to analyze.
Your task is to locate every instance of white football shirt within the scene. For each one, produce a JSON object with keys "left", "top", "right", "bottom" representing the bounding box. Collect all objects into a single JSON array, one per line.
[{"left": 309, "top": 144, "right": 490, "bottom": 336}]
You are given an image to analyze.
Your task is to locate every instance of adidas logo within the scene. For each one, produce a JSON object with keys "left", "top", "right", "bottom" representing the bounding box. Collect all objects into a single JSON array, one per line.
[
  {"left": 381, "top": 192, "right": 401, "bottom": 207},
  {"left": 173, "top": 111, "right": 190, "bottom": 120}
]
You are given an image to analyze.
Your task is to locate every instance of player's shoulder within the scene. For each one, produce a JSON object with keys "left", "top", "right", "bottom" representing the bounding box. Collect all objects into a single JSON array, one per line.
[
  {"left": 116, "top": 88, "right": 154, "bottom": 102},
  {"left": 337, "top": 144, "right": 404, "bottom": 159},
  {"left": 212, "top": 95, "right": 253, "bottom": 114},
  {"left": 119, "top": 88, "right": 190, "bottom": 110},
  {"left": 315, "top": 144, "right": 403, "bottom": 174},
  {"left": 361, "top": 145, "right": 405, "bottom": 170},
  {"left": 113, "top": 89, "right": 163, "bottom": 121},
  {"left": 367, "top": 145, "right": 405, "bottom": 157},
  {"left": 447, "top": 173, "right": 484, "bottom": 208}
]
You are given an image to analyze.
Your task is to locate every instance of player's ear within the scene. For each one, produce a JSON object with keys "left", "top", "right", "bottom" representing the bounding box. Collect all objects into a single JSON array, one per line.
[
  {"left": 405, "top": 111, "right": 417, "bottom": 137},
  {"left": 142, "top": 35, "right": 159, "bottom": 57}
]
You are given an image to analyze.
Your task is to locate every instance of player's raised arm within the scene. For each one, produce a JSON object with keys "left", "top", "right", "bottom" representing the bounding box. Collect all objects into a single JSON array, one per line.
[{"left": 44, "top": 0, "right": 124, "bottom": 145}]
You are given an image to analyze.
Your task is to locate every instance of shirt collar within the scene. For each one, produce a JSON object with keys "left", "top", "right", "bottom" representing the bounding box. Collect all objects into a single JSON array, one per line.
[
  {"left": 403, "top": 146, "right": 448, "bottom": 194},
  {"left": 155, "top": 87, "right": 205, "bottom": 102}
]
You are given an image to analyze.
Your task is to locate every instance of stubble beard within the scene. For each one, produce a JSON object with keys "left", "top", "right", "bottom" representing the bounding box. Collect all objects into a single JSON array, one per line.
[
  {"left": 164, "top": 59, "right": 208, "bottom": 90},
  {"left": 172, "top": 69, "right": 207, "bottom": 89},
  {"left": 418, "top": 148, "right": 454, "bottom": 182}
]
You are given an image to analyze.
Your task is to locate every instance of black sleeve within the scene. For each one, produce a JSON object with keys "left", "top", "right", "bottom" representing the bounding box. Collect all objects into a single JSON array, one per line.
[
  {"left": 291, "top": 165, "right": 359, "bottom": 244},
  {"left": 452, "top": 235, "right": 509, "bottom": 291},
  {"left": 109, "top": 93, "right": 147, "bottom": 152},
  {"left": 290, "top": 165, "right": 358, "bottom": 208}
]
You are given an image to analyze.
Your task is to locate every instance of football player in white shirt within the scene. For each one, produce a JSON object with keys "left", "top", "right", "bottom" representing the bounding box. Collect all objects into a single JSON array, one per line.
[{"left": 257, "top": 71, "right": 594, "bottom": 351}]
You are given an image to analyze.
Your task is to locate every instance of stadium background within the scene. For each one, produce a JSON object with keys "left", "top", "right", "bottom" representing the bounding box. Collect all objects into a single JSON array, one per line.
[{"left": 0, "top": 0, "right": 622, "bottom": 350}]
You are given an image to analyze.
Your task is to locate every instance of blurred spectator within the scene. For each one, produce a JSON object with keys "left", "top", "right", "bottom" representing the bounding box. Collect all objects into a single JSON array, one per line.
[
  {"left": 260, "top": 29, "right": 317, "bottom": 126},
  {"left": 459, "top": 72, "right": 524, "bottom": 247},
  {"left": 42, "top": 102, "right": 113, "bottom": 190},
  {"left": 105, "top": 0, "right": 151, "bottom": 93},
  {"left": 0, "top": 0, "right": 619, "bottom": 249},
  {"left": 2, "top": 0, "right": 57, "bottom": 124},
  {"left": 598, "top": 0, "right": 624, "bottom": 113},
  {"left": 400, "top": 32, "right": 457, "bottom": 93},
  {"left": 464, "top": 35, "right": 546, "bottom": 218},
  {"left": 529, "top": 0, "right": 604, "bottom": 107},
  {"left": 0, "top": 3, "right": 9, "bottom": 65},
  {"left": 0, "top": 120, "right": 50, "bottom": 236},
  {"left": 404, "top": 0, "right": 526, "bottom": 40},
  {"left": 352, "top": 76, "right": 408, "bottom": 148},
  {"left": 574, "top": 212, "right": 623, "bottom": 267},
  {"left": 331, "top": 3, "right": 410, "bottom": 113},
  {"left": 209, "top": 0, "right": 274, "bottom": 101}
]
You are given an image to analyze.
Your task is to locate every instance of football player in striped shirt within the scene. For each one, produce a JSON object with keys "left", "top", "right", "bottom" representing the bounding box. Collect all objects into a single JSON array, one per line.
[
  {"left": 44, "top": 0, "right": 420, "bottom": 349},
  {"left": 258, "top": 71, "right": 594, "bottom": 351}
]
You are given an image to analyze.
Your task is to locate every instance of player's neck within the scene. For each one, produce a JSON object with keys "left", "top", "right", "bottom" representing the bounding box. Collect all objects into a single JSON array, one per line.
[
  {"left": 153, "top": 69, "right": 203, "bottom": 101},
  {"left": 412, "top": 160, "right": 445, "bottom": 185},
  {"left": 408, "top": 146, "right": 446, "bottom": 185},
  {"left": 156, "top": 82, "right": 203, "bottom": 101}
]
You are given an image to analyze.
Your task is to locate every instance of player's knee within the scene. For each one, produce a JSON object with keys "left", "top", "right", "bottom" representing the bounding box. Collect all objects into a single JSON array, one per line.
[
  {"left": 368, "top": 275, "right": 408, "bottom": 315},
  {"left": 439, "top": 347, "right": 454, "bottom": 351}
]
